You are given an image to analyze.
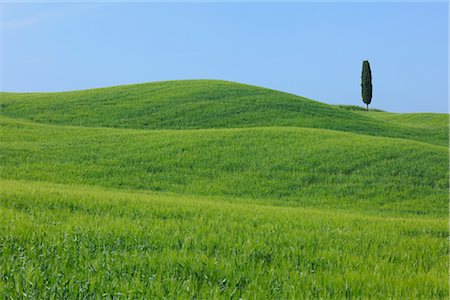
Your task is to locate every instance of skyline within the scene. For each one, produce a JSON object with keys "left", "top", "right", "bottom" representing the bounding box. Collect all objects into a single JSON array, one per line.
[{"left": 1, "top": 2, "right": 448, "bottom": 113}]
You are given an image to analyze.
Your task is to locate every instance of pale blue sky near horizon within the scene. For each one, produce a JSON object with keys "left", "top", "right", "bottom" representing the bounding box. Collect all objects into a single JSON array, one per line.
[{"left": 1, "top": 2, "right": 448, "bottom": 113}]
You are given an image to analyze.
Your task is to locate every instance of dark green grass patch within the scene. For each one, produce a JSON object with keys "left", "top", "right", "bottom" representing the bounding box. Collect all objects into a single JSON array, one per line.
[{"left": 336, "top": 105, "right": 385, "bottom": 112}]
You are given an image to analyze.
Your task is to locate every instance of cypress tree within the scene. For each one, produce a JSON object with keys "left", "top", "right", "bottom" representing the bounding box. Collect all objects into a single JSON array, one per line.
[{"left": 361, "top": 60, "right": 372, "bottom": 111}]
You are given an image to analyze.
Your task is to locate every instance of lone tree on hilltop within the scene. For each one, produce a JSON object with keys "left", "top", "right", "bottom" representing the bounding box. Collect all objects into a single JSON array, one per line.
[{"left": 361, "top": 60, "right": 372, "bottom": 111}]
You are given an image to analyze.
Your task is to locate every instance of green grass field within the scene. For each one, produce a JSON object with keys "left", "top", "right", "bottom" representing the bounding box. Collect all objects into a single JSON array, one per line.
[{"left": 0, "top": 80, "right": 448, "bottom": 298}]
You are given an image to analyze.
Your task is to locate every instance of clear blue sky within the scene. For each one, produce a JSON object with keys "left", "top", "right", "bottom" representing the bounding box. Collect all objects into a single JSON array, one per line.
[{"left": 1, "top": 2, "right": 448, "bottom": 113}]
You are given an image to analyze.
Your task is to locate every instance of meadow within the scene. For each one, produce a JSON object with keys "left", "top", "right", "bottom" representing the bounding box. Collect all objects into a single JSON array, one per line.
[{"left": 0, "top": 80, "right": 448, "bottom": 298}]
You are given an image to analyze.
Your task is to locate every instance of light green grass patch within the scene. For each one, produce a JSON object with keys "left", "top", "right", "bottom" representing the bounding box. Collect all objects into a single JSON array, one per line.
[{"left": 0, "top": 179, "right": 447, "bottom": 298}]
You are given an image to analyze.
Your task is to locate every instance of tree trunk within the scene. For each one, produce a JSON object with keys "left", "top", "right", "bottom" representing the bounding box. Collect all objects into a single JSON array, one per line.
[{"left": 366, "top": 103, "right": 369, "bottom": 111}]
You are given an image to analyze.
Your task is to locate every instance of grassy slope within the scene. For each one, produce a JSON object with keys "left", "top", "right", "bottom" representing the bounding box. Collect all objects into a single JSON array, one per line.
[
  {"left": 339, "top": 104, "right": 448, "bottom": 135},
  {"left": 361, "top": 111, "right": 449, "bottom": 129},
  {"left": 1, "top": 116, "right": 447, "bottom": 216},
  {"left": 339, "top": 105, "right": 448, "bottom": 127},
  {"left": 0, "top": 180, "right": 447, "bottom": 298},
  {"left": 0, "top": 80, "right": 447, "bottom": 146},
  {"left": 1, "top": 80, "right": 448, "bottom": 298}
]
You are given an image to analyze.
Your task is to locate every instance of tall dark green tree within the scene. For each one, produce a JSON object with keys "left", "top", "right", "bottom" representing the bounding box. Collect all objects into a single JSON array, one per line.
[{"left": 361, "top": 60, "right": 372, "bottom": 111}]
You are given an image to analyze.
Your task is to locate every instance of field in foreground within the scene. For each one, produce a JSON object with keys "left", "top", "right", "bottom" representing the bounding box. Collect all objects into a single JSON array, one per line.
[
  {"left": 0, "top": 180, "right": 447, "bottom": 298},
  {"left": 0, "top": 80, "right": 448, "bottom": 298}
]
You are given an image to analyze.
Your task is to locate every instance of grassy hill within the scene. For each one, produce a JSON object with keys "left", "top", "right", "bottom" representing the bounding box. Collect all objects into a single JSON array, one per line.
[
  {"left": 1, "top": 116, "right": 447, "bottom": 216},
  {"left": 0, "top": 80, "right": 447, "bottom": 146},
  {"left": 0, "top": 80, "right": 448, "bottom": 298}
]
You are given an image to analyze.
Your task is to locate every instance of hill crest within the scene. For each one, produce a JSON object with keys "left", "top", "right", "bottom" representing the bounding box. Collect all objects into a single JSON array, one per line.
[{"left": 0, "top": 79, "right": 447, "bottom": 146}]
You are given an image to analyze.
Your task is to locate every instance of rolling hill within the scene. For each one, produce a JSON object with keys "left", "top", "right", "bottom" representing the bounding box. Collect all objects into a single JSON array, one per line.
[
  {"left": 0, "top": 80, "right": 448, "bottom": 298},
  {"left": 0, "top": 80, "right": 447, "bottom": 146},
  {"left": 0, "top": 116, "right": 447, "bottom": 216}
]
